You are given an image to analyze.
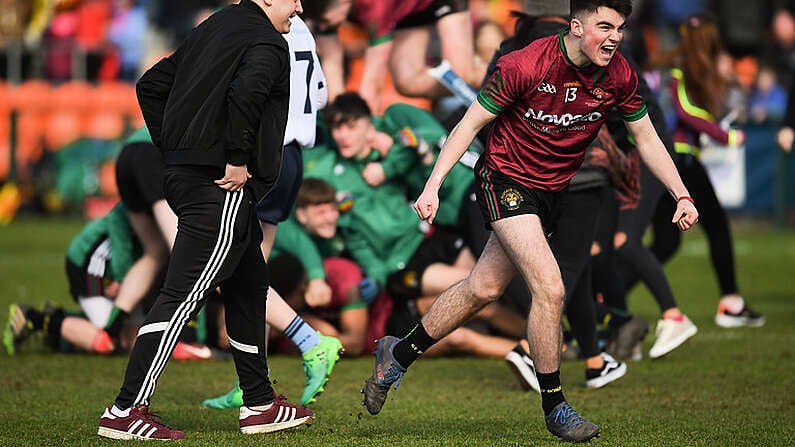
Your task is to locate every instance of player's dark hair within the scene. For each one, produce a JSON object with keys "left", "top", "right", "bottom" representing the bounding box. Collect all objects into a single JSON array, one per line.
[
  {"left": 570, "top": 0, "right": 632, "bottom": 20},
  {"left": 324, "top": 92, "right": 372, "bottom": 128},
  {"left": 296, "top": 178, "right": 337, "bottom": 208}
]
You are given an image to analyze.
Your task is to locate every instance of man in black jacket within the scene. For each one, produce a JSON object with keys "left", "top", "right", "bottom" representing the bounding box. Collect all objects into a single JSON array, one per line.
[{"left": 98, "top": 0, "right": 313, "bottom": 440}]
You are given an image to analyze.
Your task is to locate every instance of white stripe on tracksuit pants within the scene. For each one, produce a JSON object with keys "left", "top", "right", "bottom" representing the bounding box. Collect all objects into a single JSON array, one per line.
[{"left": 114, "top": 166, "right": 274, "bottom": 409}]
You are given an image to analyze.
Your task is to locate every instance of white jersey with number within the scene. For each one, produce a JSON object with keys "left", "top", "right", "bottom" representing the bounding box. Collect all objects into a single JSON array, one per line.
[{"left": 283, "top": 16, "right": 327, "bottom": 148}]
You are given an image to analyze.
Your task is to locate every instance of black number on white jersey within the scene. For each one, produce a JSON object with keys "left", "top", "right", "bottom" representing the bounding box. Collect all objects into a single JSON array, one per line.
[{"left": 294, "top": 51, "right": 315, "bottom": 114}]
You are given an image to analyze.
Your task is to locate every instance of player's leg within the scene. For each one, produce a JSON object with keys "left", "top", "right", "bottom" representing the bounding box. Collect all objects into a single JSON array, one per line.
[
  {"left": 389, "top": 27, "right": 448, "bottom": 98},
  {"left": 436, "top": 10, "right": 481, "bottom": 86},
  {"left": 361, "top": 233, "right": 516, "bottom": 415},
  {"left": 491, "top": 214, "right": 599, "bottom": 443}
]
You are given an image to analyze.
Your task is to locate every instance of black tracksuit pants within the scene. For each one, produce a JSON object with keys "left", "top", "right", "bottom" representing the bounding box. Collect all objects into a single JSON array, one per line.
[
  {"left": 115, "top": 166, "right": 273, "bottom": 409},
  {"left": 650, "top": 153, "right": 738, "bottom": 296},
  {"left": 551, "top": 186, "right": 609, "bottom": 360},
  {"left": 616, "top": 163, "right": 679, "bottom": 312}
]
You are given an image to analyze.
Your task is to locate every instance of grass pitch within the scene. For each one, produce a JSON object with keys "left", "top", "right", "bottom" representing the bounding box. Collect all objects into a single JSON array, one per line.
[{"left": 0, "top": 217, "right": 794, "bottom": 446}]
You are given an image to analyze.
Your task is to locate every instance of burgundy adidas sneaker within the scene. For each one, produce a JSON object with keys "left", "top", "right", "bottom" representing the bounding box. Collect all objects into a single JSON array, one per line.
[
  {"left": 98, "top": 406, "right": 185, "bottom": 440},
  {"left": 239, "top": 395, "right": 314, "bottom": 434}
]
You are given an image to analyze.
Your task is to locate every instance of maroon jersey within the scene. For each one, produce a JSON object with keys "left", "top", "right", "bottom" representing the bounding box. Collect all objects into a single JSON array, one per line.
[
  {"left": 352, "top": 0, "right": 434, "bottom": 43},
  {"left": 477, "top": 33, "right": 647, "bottom": 191}
]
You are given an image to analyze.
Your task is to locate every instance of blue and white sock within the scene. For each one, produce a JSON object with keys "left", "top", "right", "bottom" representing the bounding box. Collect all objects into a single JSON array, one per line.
[
  {"left": 428, "top": 60, "right": 478, "bottom": 107},
  {"left": 284, "top": 316, "right": 319, "bottom": 354}
]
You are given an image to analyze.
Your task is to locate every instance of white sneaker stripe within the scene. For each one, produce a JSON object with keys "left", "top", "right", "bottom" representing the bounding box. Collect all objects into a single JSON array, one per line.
[
  {"left": 128, "top": 419, "right": 142, "bottom": 433},
  {"left": 275, "top": 406, "right": 285, "bottom": 423},
  {"left": 145, "top": 426, "right": 158, "bottom": 438},
  {"left": 136, "top": 423, "right": 151, "bottom": 437},
  {"left": 289, "top": 407, "right": 296, "bottom": 421}
]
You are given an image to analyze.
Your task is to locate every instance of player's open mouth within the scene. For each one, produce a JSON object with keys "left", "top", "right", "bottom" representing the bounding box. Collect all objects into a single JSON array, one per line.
[{"left": 599, "top": 44, "right": 616, "bottom": 58}]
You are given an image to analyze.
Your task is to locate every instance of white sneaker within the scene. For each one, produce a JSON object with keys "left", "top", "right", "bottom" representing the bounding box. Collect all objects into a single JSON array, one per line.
[
  {"left": 585, "top": 352, "right": 627, "bottom": 389},
  {"left": 504, "top": 344, "right": 540, "bottom": 393},
  {"left": 649, "top": 316, "right": 698, "bottom": 359}
]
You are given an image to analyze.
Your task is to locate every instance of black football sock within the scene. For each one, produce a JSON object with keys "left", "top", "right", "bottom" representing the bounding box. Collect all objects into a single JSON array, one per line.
[
  {"left": 103, "top": 306, "right": 129, "bottom": 339},
  {"left": 24, "top": 308, "right": 45, "bottom": 331},
  {"left": 537, "top": 370, "right": 566, "bottom": 415},
  {"left": 392, "top": 323, "right": 436, "bottom": 369},
  {"left": 43, "top": 308, "right": 65, "bottom": 350}
]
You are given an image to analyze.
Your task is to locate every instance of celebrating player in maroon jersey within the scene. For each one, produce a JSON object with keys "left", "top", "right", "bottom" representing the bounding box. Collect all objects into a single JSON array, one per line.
[{"left": 361, "top": 1, "right": 699, "bottom": 443}]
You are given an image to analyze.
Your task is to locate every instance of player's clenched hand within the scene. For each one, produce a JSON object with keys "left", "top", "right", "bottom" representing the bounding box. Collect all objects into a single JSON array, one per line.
[
  {"left": 413, "top": 187, "right": 439, "bottom": 224},
  {"left": 672, "top": 199, "right": 699, "bottom": 231},
  {"left": 215, "top": 163, "right": 251, "bottom": 191},
  {"left": 362, "top": 162, "right": 386, "bottom": 186},
  {"left": 305, "top": 278, "right": 332, "bottom": 307}
]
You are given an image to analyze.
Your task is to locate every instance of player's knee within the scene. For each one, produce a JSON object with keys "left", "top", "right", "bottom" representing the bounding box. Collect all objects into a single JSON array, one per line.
[
  {"left": 469, "top": 277, "right": 503, "bottom": 305},
  {"left": 534, "top": 280, "right": 565, "bottom": 307}
]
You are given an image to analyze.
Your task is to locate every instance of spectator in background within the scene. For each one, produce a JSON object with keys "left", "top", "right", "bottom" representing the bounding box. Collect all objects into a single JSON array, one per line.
[
  {"left": 650, "top": 14, "right": 765, "bottom": 328},
  {"left": 107, "top": 0, "right": 147, "bottom": 81},
  {"left": 749, "top": 64, "right": 788, "bottom": 124},
  {"left": 761, "top": 5, "right": 795, "bottom": 91},
  {"left": 778, "top": 77, "right": 795, "bottom": 153}
]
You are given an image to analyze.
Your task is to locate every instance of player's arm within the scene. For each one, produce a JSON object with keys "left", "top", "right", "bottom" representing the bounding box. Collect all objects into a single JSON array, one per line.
[
  {"left": 414, "top": 100, "right": 496, "bottom": 223},
  {"left": 625, "top": 114, "right": 698, "bottom": 230},
  {"left": 669, "top": 71, "right": 742, "bottom": 146}
]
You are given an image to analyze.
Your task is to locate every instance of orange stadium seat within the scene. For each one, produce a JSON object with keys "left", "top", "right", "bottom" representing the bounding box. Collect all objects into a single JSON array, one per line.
[
  {"left": 83, "top": 110, "right": 125, "bottom": 140},
  {"left": 94, "top": 80, "right": 138, "bottom": 114},
  {"left": 14, "top": 111, "right": 47, "bottom": 179},
  {"left": 0, "top": 133, "right": 9, "bottom": 180},
  {"left": 52, "top": 80, "right": 93, "bottom": 112},
  {"left": 7, "top": 80, "right": 52, "bottom": 113},
  {"left": 44, "top": 110, "right": 82, "bottom": 150}
]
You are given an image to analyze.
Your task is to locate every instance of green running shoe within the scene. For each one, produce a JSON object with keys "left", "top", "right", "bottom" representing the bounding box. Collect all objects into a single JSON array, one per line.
[
  {"left": 301, "top": 334, "right": 343, "bottom": 405},
  {"left": 4, "top": 304, "right": 33, "bottom": 355},
  {"left": 202, "top": 381, "right": 243, "bottom": 409}
]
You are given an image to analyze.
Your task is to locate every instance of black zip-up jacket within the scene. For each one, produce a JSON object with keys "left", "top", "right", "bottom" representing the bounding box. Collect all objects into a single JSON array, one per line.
[{"left": 136, "top": 0, "right": 290, "bottom": 200}]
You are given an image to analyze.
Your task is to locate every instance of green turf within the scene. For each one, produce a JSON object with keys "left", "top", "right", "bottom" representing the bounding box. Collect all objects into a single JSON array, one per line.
[{"left": 1, "top": 217, "right": 794, "bottom": 446}]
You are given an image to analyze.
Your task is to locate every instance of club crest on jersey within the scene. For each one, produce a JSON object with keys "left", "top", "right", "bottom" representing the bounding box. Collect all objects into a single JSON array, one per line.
[
  {"left": 537, "top": 82, "right": 557, "bottom": 94},
  {"left": 500, "top": 188, "right": 524, "bottom": 211},
  {"left": 591, "top": 87, "right": 609, "bottom": 101}
]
